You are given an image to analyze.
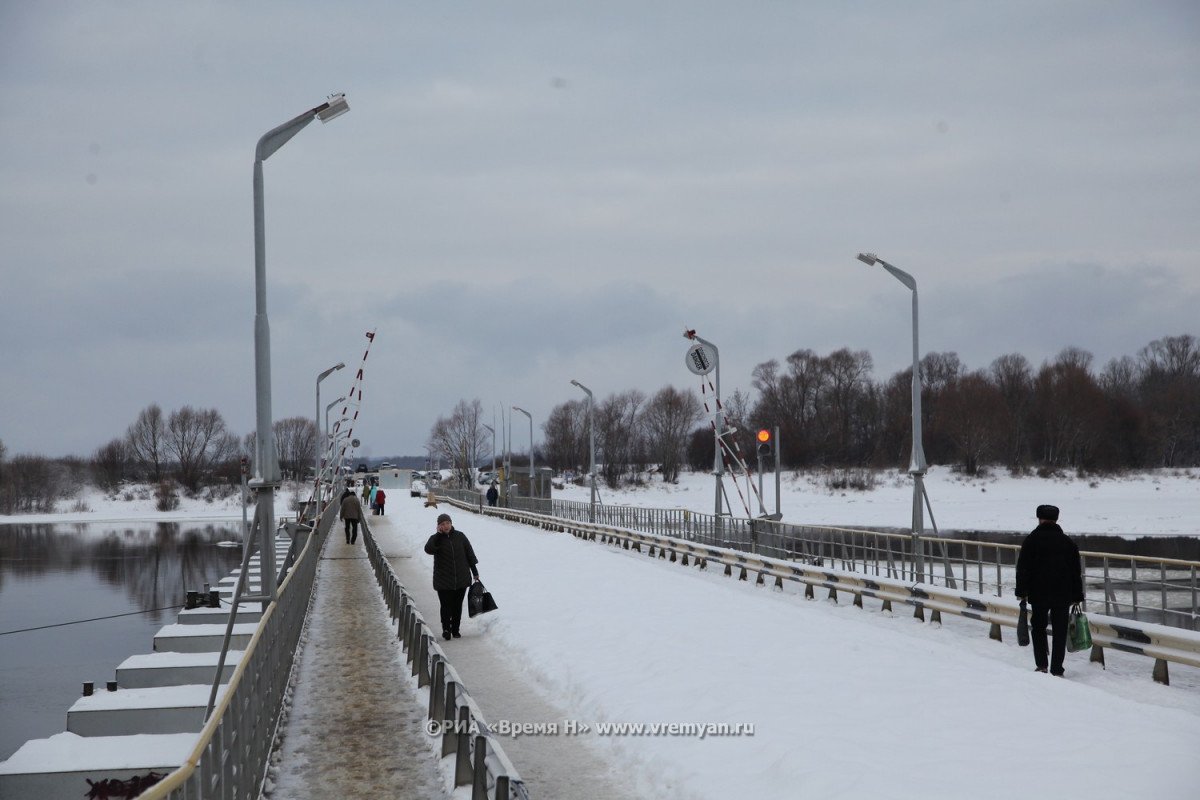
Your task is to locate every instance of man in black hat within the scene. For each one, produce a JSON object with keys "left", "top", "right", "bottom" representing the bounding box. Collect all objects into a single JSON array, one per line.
[
  {"left": 423, "top": 513, "right": 480, "bottom": 640},
  {"left": 1015, "top": 504, "right": 1085, "bottom": 676}
]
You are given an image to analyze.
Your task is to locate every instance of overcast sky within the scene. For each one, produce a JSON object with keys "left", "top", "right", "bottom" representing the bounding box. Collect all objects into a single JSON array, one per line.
[{"left": 2, "top": 2, "right": 1198, "bottom": 461}]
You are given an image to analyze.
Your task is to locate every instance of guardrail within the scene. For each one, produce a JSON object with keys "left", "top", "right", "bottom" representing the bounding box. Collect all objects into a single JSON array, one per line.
[
  {"left": 359, "top": 518, "right": 529, "bottom": 799},
  {"left": 138, "top": 496, "right": 336, "bottom": 799},
  {"left": 444, "top": 488, "right": 1200, "bottom": 632},
  {"left": 443, "top": 495, "right": 1200, "bottom": 686}
]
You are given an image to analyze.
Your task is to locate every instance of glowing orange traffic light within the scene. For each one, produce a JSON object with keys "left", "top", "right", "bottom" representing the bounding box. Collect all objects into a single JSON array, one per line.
[
  {"left": 756, "top": 429, "right": 771, "bottom": 443},
  {"left": 757, "top": 428, "right": 772, "bottom": 457}
]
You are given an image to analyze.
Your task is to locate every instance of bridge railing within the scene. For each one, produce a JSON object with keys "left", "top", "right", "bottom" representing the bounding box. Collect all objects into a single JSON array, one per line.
[
  {"left": 443, "top": 488, "right": 1199, "bottom": 632},
  {"left": 139, "top": 493, "right": 337, "bottom": 800},
  {"left": 360, "top": 518, "right": 529, "bottom": 799},
  {"left": 441, "top": 491, "right": 1200, "bottom": 683}
]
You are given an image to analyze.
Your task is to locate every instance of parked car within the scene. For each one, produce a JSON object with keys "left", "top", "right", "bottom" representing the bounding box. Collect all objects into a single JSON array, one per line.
[
  {"left": 410, "top": 479, "right": 427, "bottom": 498},
  {"left": 355, "top": 464, "right": 368, "bottom": 473}
]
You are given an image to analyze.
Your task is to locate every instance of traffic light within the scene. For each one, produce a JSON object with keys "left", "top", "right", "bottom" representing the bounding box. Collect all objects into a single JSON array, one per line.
[{"left": 756, "top": 428, "right": 772, "bottom": 457}]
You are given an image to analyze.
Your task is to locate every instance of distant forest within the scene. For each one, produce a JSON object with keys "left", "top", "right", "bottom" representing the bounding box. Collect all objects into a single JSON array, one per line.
[{"left": 519, "top": 333, "right": 1200, "bottom": 485}]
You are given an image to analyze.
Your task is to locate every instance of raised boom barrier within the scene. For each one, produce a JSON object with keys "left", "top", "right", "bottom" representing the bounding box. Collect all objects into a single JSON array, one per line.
[{"left": 443, "top": 495, "right": 1200, "bottom": 686}]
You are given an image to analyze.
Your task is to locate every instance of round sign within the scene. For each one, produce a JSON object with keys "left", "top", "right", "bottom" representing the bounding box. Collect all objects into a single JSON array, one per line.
[
  {"left": 685, "top": 342, "right": 716, "bottom": 375},
  {"left": 351, "top": 438, "right": 361, "bottom": 448}
]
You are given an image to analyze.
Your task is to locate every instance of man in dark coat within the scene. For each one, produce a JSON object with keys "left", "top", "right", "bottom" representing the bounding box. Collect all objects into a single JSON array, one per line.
[
  {"left": 424, "top": 513, "right": 480, "bottom": 640},
  {"left": 340, "top": 490, "right": 364, "bottom": 545},
  {"left": 1015, "top": 504, "right": 1085, "bottom": 676},
  {"left": 486, "top": 483, "right": 499, "bottom": 507}
]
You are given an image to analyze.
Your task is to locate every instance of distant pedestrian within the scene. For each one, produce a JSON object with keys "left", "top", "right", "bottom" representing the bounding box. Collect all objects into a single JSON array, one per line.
[
  {"left": 368, "top": 483, "right": 378, "bottom": 514},
  {"left": 340, "top": 491, "right": 364, "bottom": 544},
  {"left": 424, "top": 513, "right": 480, "bottom": 641},
  {"left": 1015, "top": 504, "right": 1085, "bottom": 676},
  {"left": 486, "top": 483, "right": 499, "bottom": 507},
  {"left": 375, "top": 487, "right": 386, "bottom": 516},
  {"left": 361, "top": 480, "right": 371, "bottom": 505}
]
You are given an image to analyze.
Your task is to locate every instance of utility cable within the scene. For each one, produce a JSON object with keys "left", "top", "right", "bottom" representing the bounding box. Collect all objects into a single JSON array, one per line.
[{"left": 0, "top": 605, "right": 185, "bottom": 636}]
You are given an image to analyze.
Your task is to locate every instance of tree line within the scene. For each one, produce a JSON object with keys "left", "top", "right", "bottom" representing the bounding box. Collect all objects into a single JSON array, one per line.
[
  {"left": 0, "top": 408, "right": 321, "bottom": 514},
  {"left": 426, "top": 334, "right": 1199, "bottom": 488}
]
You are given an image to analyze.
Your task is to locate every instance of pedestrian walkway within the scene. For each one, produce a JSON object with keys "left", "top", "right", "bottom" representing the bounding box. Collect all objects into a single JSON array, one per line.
[
  {"left": 265, "top": 536, "right": 446, "bottom": 799},
  {"left": 367, "top": 512, "right": 637, "bottom": 800}
]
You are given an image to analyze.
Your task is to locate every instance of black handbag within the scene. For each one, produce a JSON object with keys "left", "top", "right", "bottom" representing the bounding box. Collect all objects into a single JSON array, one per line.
[
  {"left": 467, "top": 581, "right": 499, "bottom": 618},
  {"left": 1017, "top": 599, "right": 1030, "bottom": 647}
]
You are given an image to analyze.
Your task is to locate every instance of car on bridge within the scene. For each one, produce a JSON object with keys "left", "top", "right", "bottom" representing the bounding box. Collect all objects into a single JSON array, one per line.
[{"left": 355, "top": 464, "right": 368, "bottom": 473}]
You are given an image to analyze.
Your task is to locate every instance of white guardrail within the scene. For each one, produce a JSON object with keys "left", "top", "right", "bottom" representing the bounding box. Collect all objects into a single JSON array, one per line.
[
  {"left": 360, "top": 518, "right": 530, "bottom": 800},
  {"left": 445, "top": 497, "right": 1200, "bottom": 687}
]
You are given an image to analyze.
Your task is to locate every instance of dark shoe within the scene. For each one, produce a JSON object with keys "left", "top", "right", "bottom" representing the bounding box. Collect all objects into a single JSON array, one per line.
[
  {"left": 452, "top": 631, "right": 461, "bottom": 639},
  {"left": 1051, "top": 670, "right": 1065, "bottom": 677},
  {"left": 1035, "top": 667, "right": 1048, "bottom": 673},
  {"left": 443, "top": 631, "right": 452, "bottom": 641}
]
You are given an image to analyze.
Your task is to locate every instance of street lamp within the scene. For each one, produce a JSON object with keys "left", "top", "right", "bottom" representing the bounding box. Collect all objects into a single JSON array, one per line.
[
  {"left": 316, "top": 362, "right": 345, "bottom": 494},
  {"left": 482, "top": 424, "right": 496, "bottom": 478},
  {"left": 570, "top": 379, "right": 598, "bottom": 521},
  {"left": 512, "top": 406, "right": 534, "bottom": 494},
  {"left": 857, "top": 252, "right": 928, "bottom": 582},
  {"left": 251, "top": 92, "right": 349, "bottom": 604},
  {"left": 325, "top": 395, "right": 345, "bottom": 439}
]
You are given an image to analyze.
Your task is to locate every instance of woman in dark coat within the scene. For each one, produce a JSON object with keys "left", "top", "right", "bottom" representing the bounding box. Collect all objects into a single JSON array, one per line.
[
  {"left": 424, "top": 513, "right": 479, "bottom": 640},
  {"left": 1015, "top": 504, "right": 1085, "bottom": 676}
]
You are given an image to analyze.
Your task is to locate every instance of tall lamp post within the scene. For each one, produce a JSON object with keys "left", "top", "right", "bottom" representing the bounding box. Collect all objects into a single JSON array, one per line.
[
  {"left": 569, "top": 379, "right": 597, "bottom": 521},
  {"left": 512, "top": 406, "right": 534, "bottom": 495},
  {"left": 857, "top": 252, "right": 927, "bottom": 582},
  {"left": 315, "top": 362, "right": 345, "bottom": 497},
  {"left": 483, "top": 424, "right": 497, "bottom": 478},
  {"left": 251, "top": 92, "right": 349, "bottom": 603},
  {"left": 325, "top": 396, "right": 345, "bottom": 439}
]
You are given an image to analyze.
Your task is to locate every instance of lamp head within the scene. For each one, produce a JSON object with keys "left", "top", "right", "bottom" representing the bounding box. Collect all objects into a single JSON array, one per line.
[
  {"left": 570, "top": 379, "right": 581, "bottom": 388},
  {"left": 317, "top": 93, "right": 350, "bottom": 123},
  {"left": 857, "top": 253, "right": 878, "bottom": 266}
]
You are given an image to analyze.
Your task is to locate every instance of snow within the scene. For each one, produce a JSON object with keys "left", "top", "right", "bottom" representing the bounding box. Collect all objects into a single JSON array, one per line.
[
  {"left": 554, "top": 466, "right": 1200, "bottom": 536},
  {"left": 68, "top": 684, "right": 226, "bottom": 713},
  {"left": 0, "top": 732, "right": 197, "bottom": 773},
  {"left": 365, "top": 488, "right": 1200, "bottom": 799}
]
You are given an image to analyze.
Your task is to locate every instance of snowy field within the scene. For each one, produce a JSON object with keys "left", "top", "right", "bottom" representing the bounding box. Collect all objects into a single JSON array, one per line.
[{"left": 554, "top": 466, "right": 1200, "bottom": 537}]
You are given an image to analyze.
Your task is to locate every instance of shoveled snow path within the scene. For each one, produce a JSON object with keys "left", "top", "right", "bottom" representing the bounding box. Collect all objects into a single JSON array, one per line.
[
  {"left": 369, "top": 512, "right": 640, "bottom": 800},
  {"left": 265, "top": 537, "right": 446, "bottom": 799}
]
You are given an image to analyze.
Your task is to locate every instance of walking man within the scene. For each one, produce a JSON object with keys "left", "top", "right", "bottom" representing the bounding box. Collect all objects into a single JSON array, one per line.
[
  {"left": 340, "top": 487, "right": 364, "bottom": 544},
  {"left": 1015, "top": 504, "right": 1085, "bottom": 676},
  {"left": 486, "top": 483, "right": 499, "bottom": 507},
  {"left": 424, "top": 513, "right": 480, "bottom": 641}
]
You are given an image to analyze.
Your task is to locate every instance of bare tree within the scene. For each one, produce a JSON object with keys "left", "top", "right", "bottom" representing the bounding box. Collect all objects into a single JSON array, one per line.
[
  {"left": 939, "top": 370, "right": 1003, "bottom": 475},
  {"left": 1139, "top": 334, "right": 1200, "bottom": 466},
  {"left": 542, "top": 399, "right": 587, "bottom": 472},
  {"left": 596, "top": 390, "right": 645, "bottom": 488},
  {"left": 126, "top": 404, "right": 167, "bottom": 482},
  {"left": 427, "top": 399, "right": 486, "bottom": 485},
  {"left": 274, "top": 417, "right": 319, "bottom": 479},
  {"left": 92, "top": 438, "right": 130, "bottom": 491},
  {"left": 166, "top": 406, "right": 234, "bottom": 490},
  {"left": 640, "top": 386, "right": 702, "bottom": 482}
]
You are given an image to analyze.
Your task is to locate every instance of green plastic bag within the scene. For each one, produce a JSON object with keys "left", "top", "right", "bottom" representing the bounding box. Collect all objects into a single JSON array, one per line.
[{"left": 1067, "top": 604, "right": 1092, "bottom": 653}]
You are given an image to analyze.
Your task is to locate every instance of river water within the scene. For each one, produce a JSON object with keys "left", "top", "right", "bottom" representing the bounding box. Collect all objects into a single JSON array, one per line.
[{"left": 0, "top": 520, "right": 244, "bottom": 760}]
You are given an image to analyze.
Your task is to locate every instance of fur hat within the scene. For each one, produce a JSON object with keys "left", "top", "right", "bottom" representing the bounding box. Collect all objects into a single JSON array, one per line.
[
  {"left": 436, "top": 513, "right": 452, "bottom": 524},
  {"left": 1036, "top": 504, "right": 1059, "bottom": 522}
]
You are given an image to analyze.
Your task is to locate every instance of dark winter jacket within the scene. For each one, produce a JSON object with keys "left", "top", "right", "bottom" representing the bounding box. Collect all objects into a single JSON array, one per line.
[
  {"left": 1015, "top": 523, "right": 1084, "bottom": 606},
  {"left": 424, "top": 528, "right": 479, "bottom": 591},
  {"left": 340, "top": 494, "right": 363, "bottom": 521},
  {"left": 486, "top": 485, "right": 499, "bottom": 505}
]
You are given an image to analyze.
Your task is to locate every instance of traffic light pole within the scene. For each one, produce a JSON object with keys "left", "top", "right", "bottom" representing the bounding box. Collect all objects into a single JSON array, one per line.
[{"left": 774, "top": 425, "right": 781, "bottom": 518}]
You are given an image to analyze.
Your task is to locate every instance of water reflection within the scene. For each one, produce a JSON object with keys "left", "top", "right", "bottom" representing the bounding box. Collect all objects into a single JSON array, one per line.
[
  {"left": 0, "top": 522, "right": 243, "bottom": 618},
  {"left": 0, "top": 521, "right": 244, "bottom": 760}
]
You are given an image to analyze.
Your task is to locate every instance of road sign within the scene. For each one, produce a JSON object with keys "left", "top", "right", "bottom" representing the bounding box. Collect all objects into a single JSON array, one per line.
[{"left": 685, "top": 342, "right": 716, "bottom": 375}]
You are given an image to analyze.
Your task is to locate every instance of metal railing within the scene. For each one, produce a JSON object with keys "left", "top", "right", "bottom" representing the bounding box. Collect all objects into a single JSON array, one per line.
[
  {"left": 441, "top": 487, "right": 1200, "bottom": 633},
  {"left": 445, "top": 497, "right": 1200, "bottom": 685},
  {"left": 360, "top": 518, "right": 529, "bottom": 800},
  {"left": 138, "top": 498, "right": 336, "bottom": 799}
]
